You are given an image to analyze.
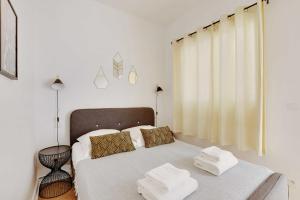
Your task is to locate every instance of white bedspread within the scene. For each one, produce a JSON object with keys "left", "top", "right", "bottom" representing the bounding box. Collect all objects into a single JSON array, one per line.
[{"left": 74, "top": 141, "right": 276, "bottom": 200}]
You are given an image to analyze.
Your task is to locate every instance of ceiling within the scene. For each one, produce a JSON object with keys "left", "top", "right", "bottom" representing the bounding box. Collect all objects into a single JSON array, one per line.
[{"left": 95, "top": 0, "right": 205, "bottom": 25}]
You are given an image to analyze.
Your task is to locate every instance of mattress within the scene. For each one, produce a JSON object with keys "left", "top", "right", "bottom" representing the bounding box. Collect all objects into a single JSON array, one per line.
[{"left": 73, "top": 140, "right": 287, "bottom": 200}]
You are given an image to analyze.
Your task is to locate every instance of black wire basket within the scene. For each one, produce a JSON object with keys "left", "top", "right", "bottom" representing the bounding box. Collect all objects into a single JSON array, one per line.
[{"left": 38, "top": 145, "right": 72, "bottom": 198}]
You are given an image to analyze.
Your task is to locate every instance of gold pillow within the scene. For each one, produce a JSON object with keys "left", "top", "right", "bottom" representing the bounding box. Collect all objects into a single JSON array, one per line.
[
  {"left": 90, "top": 131, "right": 135, "bottom": 159},
  {"left": 141, "top": 126, "right": 175, "bottom": 148}
]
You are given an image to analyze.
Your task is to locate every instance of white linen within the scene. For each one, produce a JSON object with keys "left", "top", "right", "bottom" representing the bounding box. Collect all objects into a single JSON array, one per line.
[
  {"left": 137, "top": 176, "right": 198, "bottom": 200},
  {"left": 194, "top": 155, "right": 238, "bottom": 176},
  {"left": 123, "top": 125, "right": 155, "bottom": 148},
  {"left": 200, "top": 146, "right": 234, "bottom": 162},
  {"left": 74, "top": 140, "right": 278, "bottom": 200},
  {"left": 72, "top": 142, "right": 91, "bottom": 168},
  {"left": 145, "top": 163, "right": 190, "bottom": 191}
]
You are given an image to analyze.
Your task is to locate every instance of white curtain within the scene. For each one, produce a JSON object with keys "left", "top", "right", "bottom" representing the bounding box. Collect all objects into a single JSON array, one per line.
[{"left": 172, "top": 1, "right": 266, "bottom": 155}]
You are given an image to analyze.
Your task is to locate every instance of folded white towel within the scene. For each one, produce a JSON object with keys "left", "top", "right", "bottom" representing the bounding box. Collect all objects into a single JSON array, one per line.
[
  {"left": 137, "top": 177, "right": 198, "bottom": 200},
  {"left": 145, "top": 163, "right": 190, "bottom": 191},
  {"left": 194, "top": 155, "right": 238, "bottom": 176},
  {"left": 200, "top": 146, "right": 233, "bottom": 162}
]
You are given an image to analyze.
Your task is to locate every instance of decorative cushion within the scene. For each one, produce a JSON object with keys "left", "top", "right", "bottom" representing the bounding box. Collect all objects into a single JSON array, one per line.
[
  {"left": 90, "top": 132, "right": 135, "bottom": 159},
  {"left": 78, "top": 129, "right": 120, "bottom": 146},
  {"left": 78, "top": 129, "right": 120, "bottom": 158},
  {"left": 122, "top": 125, "right": 156, "bottom": 148},
  {"left": 141, "top": 126, "right": 175, "bottom": 148}
]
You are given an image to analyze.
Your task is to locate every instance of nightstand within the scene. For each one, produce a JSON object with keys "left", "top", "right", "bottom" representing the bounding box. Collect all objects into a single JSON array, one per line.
[{"left": 38, "top": 145, "right": 72, "bottom": 199}]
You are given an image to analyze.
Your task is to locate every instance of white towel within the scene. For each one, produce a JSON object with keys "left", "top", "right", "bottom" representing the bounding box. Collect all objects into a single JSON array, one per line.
[
  {"left": 137, "top": 177, "right": 198, "bottom": 200},
  {"left": 194, "top": 155, "right": 238, "bottom": 176},
  {"left": 145, "top": 163, "right": 190, "bottom": 191},
  {"left": 200, "top": 146, "right": 233, "bottom": 162}
]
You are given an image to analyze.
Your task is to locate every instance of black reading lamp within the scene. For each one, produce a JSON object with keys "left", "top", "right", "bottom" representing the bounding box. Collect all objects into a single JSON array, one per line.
[
  {"left": 51, "top": 77, "right": 64, "bottom": 146},
  {"left": 155, "top": 86, "right": 163, "bottom": 126}
]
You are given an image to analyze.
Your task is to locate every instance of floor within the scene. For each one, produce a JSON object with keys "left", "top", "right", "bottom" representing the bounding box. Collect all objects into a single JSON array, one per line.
[{"left": 38, "top": 188, "right": 76, "bottom": 200}]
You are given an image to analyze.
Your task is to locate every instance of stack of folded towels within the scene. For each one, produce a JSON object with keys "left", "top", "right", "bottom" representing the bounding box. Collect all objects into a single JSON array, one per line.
[
  {"left": 194, "top": 146, "right": 238, "bottom": 176},
  {"left": 137, "top": 163, "right": 198, "bottom": 200}
]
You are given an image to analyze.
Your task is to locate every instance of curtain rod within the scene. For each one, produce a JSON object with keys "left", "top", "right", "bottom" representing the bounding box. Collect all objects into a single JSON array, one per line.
[{"left": 173, "top": 0, "right": 269, "bottom": 43}]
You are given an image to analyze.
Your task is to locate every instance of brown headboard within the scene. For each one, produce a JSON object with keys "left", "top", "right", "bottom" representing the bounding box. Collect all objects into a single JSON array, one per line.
[{"left": 70, "top": 107, "right": 154, "bottom": 145}]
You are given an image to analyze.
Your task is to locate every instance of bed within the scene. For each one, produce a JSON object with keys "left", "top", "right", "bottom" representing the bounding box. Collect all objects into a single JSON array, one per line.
[{"left": 70, "top": 107, "right": 288, "bottom": 200}]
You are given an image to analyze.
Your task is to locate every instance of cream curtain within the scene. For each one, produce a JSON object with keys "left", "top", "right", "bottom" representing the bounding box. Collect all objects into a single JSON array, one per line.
[{"left": 172, "top": 1, "right": 265, "bottom": 155}]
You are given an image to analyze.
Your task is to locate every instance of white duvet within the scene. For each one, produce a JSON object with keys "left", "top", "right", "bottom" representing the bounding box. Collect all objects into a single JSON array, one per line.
[{"left": 72, "top": 141, "right": 281, "bottom": 200}]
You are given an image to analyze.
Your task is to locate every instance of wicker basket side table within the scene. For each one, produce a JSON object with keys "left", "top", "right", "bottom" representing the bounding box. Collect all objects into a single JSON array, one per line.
[{"left": 38, "top": 145, "right": 72, "bottom": 199}]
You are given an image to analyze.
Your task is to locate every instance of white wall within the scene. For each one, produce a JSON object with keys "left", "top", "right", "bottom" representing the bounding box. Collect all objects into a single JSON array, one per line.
[
  {"left": 0, "top": 0, "right": 37, "bottom": 199},
  {"left": 166, "top": 0, "right": 300, "bottom": 199},
  {"left": 32, "top": 0, "right": 170, "bottom": 150},
  {"left": 2, "top": 0, "right": 298, "bottom": 199}
]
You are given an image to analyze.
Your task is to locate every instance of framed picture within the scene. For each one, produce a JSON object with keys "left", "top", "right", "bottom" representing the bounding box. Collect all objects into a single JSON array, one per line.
[{"left": 0, "top": 0, "right": 17, "bottom": 80}]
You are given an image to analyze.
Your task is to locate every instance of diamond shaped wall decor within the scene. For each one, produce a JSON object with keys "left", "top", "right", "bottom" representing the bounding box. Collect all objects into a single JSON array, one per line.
[{"left": 94, "top": 66, "right": 108, "bottom": 89}]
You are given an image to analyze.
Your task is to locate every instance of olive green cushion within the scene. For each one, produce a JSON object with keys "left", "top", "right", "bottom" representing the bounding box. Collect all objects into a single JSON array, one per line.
[
  {"left": 90, "top": 131, "right": 135, "bottom": 159},
  {"left": 141, "top": 126, "right": 175, "bottom": 148}
]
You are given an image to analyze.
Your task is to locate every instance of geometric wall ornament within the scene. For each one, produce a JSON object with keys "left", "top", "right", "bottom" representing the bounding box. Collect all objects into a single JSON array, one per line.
[
  {"left": 113, "top": 52, "right": 123, "bottom": 79},
  {"left": 94, "top": 66, "right": 109, "bottom": 89},
  {"left": 128, "top": 66, "right": 138, "bottom": 85}
]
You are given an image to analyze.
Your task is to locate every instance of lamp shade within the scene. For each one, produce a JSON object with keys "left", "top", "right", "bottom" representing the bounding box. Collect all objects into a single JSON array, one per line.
[
  {"left": 51, "top": 78, "right": 64, "bottom": 90},
  {"left": 156, "top": 86, "right": 163, "bottom": 93}
]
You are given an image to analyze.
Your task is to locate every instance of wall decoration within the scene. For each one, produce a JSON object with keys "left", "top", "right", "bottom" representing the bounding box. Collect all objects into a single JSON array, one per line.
[
  {"left": 94, "top": 66, "right": 108, "bottom": 89},
  {"left": 0, "top": 0, "right": 18, "bottom": 80},
  {"left": 128, "top": 66, "right": 138, "bottom": 85},
  {"left": 113, "top": 52, "right": 123, "bottom": 79}
]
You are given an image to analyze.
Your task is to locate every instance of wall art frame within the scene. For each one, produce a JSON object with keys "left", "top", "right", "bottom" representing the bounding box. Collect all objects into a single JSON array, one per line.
[{"left": 0, "top": 0, "right": 18, "bottom": 80}]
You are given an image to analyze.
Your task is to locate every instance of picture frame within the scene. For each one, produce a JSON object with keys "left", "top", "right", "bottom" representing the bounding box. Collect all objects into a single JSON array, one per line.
[{"left": 0, "top": 0, "right": 18, "bottom": 80}]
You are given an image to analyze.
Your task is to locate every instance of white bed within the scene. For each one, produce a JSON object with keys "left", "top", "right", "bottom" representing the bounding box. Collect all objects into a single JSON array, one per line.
[
  {"left": 72, "top": 140, "right": 288, "bottom": 200},
  {"left": 70, "top": 108, "right": 288, "bottom": 200}
]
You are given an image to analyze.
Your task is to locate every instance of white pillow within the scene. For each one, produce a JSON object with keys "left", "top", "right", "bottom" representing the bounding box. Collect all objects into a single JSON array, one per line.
[
  {"left": 72, "top": 142, "right": 91, "bottom": 168},
  {"left": 123, "top": 125, "right": 155, "bottom": 148},
  {"left": 77, "top": 129, "right": 120, "bottom": 153}
]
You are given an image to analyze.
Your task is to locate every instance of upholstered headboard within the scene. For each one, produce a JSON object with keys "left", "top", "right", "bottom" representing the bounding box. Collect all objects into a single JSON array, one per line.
[{"left": 70, "top": 107, "right": 155, "bottom": 145}]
